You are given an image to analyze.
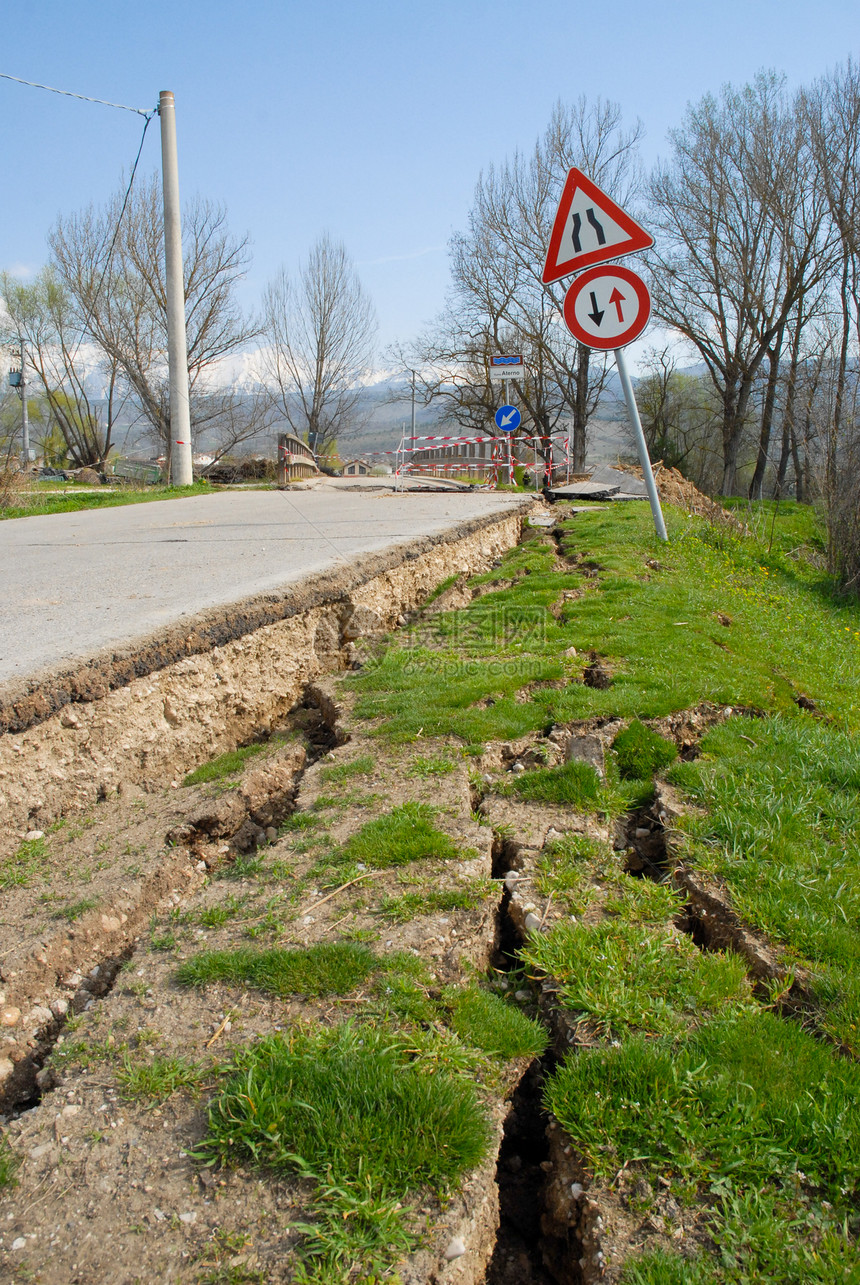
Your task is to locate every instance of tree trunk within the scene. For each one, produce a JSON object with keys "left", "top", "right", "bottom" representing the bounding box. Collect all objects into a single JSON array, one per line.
[
  {"left": 776, "top": 309, "right": 803, "bottom": 496},
  {"left": 749, "top": 325, "right": 784, "bottom": 500},
  {"left": 572, "top": 344, "right": 590, "bottom": 472}
]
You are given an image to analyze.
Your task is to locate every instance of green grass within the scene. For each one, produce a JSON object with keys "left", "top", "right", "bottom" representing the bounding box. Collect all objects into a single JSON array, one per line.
[
  {"left": 350, "top": 502, "right": 860, "bottom": 737},
  {"left": 407, "top": 753, "right": 457, "bottom": 777},
  {"left": 443, "top": 985, "right": 548, "bottom": 1060},
  {"left": 612, "top": 720, "right": 678, "bottom": 780},
  {"left": 0, "top": 479, "right": 214, "bottom": 520},
  {"left": 198, "top": 1022, "right": 491, "bottom": 1191},
  {"left": 547, "top": 1012, "right": 860, "bottom": 1283},
  {"left": 0, "top": 1134, "right": 20, "bottom": 1188},
  {"left": 668, "top": 714, "right": 860, "bottom": 1052},
  {"left": 522, "top": 919, "right": 753, "bottom": 1037},
  {"left": 331, "top": 802, "right": 465, "bottom": 869},
  {"left": 176, "top": 942, "right": 378, "bottom": 998},
  {"left": 378, "top": 884, "right": 488, "bottom": 923},
  {"left": 1, "top": 834, "right": 49, "bottom": 889},
  {"left": 183, "top": 741, "right": 267, "bottom": 786},
  {"left": 318, "top": 754, "right": 375, "bottom": 784},
  {"left": 499, "top": 760, "right": 603, "bottom": 808},
  {"left": 116, "top": 1053, "right": 206, "bottom": 1103},
  {"left": 50, "top": 896, "right": 99, "bottom": 922}
]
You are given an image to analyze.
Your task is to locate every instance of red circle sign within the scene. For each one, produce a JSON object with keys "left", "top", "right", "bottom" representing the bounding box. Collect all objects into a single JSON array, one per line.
[{"left": 562, "top": 264, "right": 651, "bottom": 350}]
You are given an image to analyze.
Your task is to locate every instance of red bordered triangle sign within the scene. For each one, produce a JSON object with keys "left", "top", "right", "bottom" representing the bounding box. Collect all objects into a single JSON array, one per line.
[{"left": 542, "top": 167, "right": 653, "bottom": 284}]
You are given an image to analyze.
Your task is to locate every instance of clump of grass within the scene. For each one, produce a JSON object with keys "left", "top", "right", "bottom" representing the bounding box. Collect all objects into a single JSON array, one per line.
[
  {"left": 50, "top": 896, "right": 99, "bottom": 922},
  {"left": 183, "top": 742, "right": 266, "bottom": 787},
  {"left": 522, "top": 920, "right": 753, "bottom": 1036},
  {"left": 292, "top": 1176, "right": 417, "bottom": 1283},
  {"left": 319, "top": 754, "right": 375, "bottom": 784},
  {"left": 444, "top": 986, "right": 548, "bottom": 1060},
  {"left": 279, "top": 812, "right": 321, "bottom": 832},
  {"left": 333, "top": 802, "right": 464, "bottom": 869},
  {"left": 199, "top": 1023, "right": 490, "bottom": 1193},
  {"left": 116, "top": 1053, "right": 205, "bottom": 1103},
  {"left": 0, "top": 1135, "right": 20, "bottom": 1188},
  {"left": 499, "top": 761, "right": 602, "bottom": 809},
  {"left": 546, "top": 1012, "right": 860, "bottom": 1280},
  {"left": 176, "top": 942, "right": 378, "bottom": 998},
  {"left": 612, "top": 720, "right": 678, "bottom": 780},
  {"left": 1, "top": 834, "right": 49, "bottom": 889},
  {"left": 407, "top": 754, "right": 456, "bottom": 778},
  {"left": 378, "top": 884, "right": 487, "bottom": 924}
]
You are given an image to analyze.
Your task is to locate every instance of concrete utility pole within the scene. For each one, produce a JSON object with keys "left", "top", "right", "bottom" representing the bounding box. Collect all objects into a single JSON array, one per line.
[
  {"left": 158, "top": 90, "right": 194, "bottom": 487},
  {"left": 19, "top": 341, "right": 30, "bottom": 470}
]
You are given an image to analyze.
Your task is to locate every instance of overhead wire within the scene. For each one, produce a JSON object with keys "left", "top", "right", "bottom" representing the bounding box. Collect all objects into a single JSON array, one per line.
[
  {"left": 66, "top": 108, "right": 157, "bottom": 369},
  {"left": 0, "top": 71, "right": 154, "bottom": 116}
]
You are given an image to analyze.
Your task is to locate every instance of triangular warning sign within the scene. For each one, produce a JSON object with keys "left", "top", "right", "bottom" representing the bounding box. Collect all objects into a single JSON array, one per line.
[{"left": 542, "top": 167, "right": 653, "bottom": 284}]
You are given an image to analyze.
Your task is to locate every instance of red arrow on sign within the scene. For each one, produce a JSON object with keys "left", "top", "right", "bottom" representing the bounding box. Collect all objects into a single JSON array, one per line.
[{"left": 542, "top": 168, "right": 654, "bottom": 284}]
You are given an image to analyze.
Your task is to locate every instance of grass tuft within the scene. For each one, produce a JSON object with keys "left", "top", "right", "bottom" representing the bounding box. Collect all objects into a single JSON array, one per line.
[
  {"left": 523, "top": 920, "right": 753, "bottom": 1036},
  {"left": 183, "top": 742, "right": 267, "bottom": 787},
  {"left": 444, "top": 986, "right": 548, "bottom": 1060},
  {"left": 0, "top": 1134, "right": 20, "bottom": 1188},
  {"left": 333, "top": 802, "right": 464, "bottom": 869},
  {"left": 499, "top": 760, "right": 602, "bottom": 808},
  {"left": 612, "top": 720, "right": 678, "bottom": 780},
  {"left": 175, "top": 942, "right": 378, "bottom": 998},
  {"left": 199, "top": 1023, "right": 490, "bottom": 1192},
  {"left": 378, "top": 884, "right": 488, "bottom": 923},
  {"left": 116, "top": 1054, "right": 206, "bottom": 1103}
]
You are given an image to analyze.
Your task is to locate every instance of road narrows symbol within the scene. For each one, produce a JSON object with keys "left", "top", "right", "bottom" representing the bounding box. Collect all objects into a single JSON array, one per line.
[
  {"left": 570, "top": 212, "right": 582, "bottom": 253},
  {"left": 586, "top": 208, "right": 606, "bottom": 245}
]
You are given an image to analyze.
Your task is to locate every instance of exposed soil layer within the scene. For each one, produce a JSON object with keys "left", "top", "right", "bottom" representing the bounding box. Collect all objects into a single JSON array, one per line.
[{"left": 0, "top": 509, "right": 525, "bottom": 852}]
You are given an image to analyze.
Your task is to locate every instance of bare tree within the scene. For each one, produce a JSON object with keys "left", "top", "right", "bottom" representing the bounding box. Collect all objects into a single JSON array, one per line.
[
  {"left": 1, "top": 268, "right": 125, "bottom": 468},
  {"left": 262, "top": 235, "right": 377, "bottom": 457},
  {"left": 648, "top": 73, "right": 838, "bottom": 495},
  {"left": 805, "top": 60, "right": 860, "bottom": 500},
  {"left": 49, "top": 174, "right": 259, "bottom": 473},
  {"left": 409, "top": 98, "right": 643, "bottom": 472}
]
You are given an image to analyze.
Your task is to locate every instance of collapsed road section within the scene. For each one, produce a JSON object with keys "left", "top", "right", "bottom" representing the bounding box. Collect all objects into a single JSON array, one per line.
[{"left": 0, "top": 503, "right": 530, "bottom": 845}]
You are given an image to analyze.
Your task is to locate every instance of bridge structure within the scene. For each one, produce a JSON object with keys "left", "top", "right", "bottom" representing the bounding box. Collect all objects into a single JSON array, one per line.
[{"left": 277, "top": 432, "right": 320, "bottom": 483}]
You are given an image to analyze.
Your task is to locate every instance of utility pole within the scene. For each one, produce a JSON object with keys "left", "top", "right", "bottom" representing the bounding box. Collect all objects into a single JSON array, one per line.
[
  {"left": 19, "top": 340, "right": 29, "bottom": 470},
  {"left": 158, "top": 90, "right": 193, "bottom": 487},
  {"left": 7, "top": 340, "right": 29, "bottom": 470}
]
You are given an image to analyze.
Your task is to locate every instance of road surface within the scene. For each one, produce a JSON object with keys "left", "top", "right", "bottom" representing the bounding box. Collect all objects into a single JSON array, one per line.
[{"left": 0, "top": 488, "right": 530, "bottom": 688}]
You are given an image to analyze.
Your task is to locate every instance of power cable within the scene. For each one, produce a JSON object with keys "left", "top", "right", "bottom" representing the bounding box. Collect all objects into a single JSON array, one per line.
[
  {"left": 0, "top": 70, "right": 153, "bottom": 116},
  {"left": 67, "top": 109, "right": 157, "bottom": 369}
]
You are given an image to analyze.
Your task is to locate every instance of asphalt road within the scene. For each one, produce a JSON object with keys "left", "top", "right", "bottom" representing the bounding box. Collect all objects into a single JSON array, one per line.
[{"left": 0, "top": 488, "right": 530, "bottom": 687}]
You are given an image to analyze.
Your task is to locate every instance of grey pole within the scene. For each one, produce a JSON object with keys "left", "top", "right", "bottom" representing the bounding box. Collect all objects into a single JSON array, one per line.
[
  {"left": 158, "top": 91, "right": 193, "bottom": 487},
  {"left": 20, "top": 340, "right": 30, "bottom": 471},
  {"left": 615, "top": 345, "right": 668, "bottom": 542}
]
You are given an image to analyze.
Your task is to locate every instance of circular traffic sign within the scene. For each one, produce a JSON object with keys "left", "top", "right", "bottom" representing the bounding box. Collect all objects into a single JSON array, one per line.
[
  {"left": 494, "top": 405, "right": 521, "bottom": 432},
  {"left": 562, "top": 264, "right": 651, "bottom": 350}
]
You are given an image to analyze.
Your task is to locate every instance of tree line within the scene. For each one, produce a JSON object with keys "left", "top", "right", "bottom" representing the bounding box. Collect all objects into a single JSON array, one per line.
[
  {"left": 1, "top": 186, "right": 376, "bottom": 474},
  {"left": 402, "top": 63, "right": 859, "bottom": 521},
  {"left": 2, "top": 60, "right": 858, "bottom": 541}
]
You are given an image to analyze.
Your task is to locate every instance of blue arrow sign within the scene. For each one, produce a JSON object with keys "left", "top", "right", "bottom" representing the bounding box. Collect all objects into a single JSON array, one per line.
[{"left": 495, "top": 405, "right": 521, "bottom": 432}]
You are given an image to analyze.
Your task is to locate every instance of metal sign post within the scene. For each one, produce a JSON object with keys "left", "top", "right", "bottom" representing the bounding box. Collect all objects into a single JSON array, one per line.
[{"left": 615, "top": 347, "right": 668, "bottom": 542}]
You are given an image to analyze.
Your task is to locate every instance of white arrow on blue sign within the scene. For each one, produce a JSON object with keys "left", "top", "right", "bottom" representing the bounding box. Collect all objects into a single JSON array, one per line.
[{"left": 495, "top": 405, "right": 521, "bottom": 432}]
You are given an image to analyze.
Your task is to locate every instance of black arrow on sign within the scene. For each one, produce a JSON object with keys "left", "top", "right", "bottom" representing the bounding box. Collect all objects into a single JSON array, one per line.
[
  {"left": 586, "top": 207, "right": 606, "bottom": 244},
  {"left": 588, "top": 292, "right": 604, "bottom": 326}
]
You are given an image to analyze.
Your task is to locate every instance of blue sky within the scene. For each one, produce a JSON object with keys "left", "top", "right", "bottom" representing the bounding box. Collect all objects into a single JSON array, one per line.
[{"left": 1, "top": 0, "right": 857, "bottom": 357}]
